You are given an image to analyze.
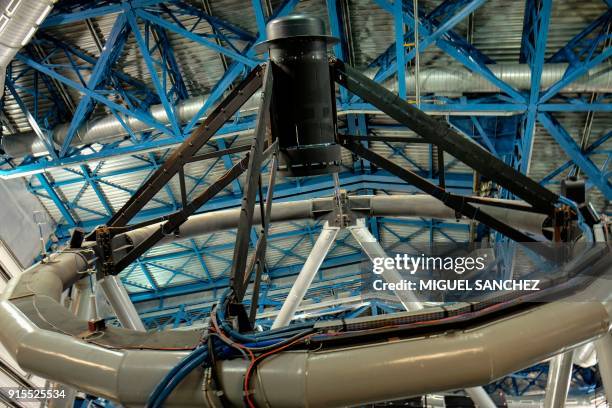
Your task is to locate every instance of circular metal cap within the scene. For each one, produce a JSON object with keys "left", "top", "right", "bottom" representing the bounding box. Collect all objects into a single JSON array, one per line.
[{"left": 255, "top": 14, "right": 338, "bottom": 51}]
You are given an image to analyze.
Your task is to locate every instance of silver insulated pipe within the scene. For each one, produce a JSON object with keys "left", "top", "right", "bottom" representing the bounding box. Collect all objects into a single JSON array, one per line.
[
  {"left": 0, "top": 199, "right": 610, "bottom": 406},
  {"left": 0, "top": 0, "right": 55, "bottom": 91},
  {"left": 0, "top": 247, "right": 610, "bottom": 407},
  {"left": 3, "top": 62, "right": 612, "bottom": 159}
]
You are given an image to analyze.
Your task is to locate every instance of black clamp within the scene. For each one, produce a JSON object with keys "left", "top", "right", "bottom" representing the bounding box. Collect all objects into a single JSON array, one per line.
[{"left": 95, "top": 227, "right": 116, "bottom": 276}]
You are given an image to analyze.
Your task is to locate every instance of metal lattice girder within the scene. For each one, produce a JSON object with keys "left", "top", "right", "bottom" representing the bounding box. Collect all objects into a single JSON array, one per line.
[
  {"left": 59, "top": 13, "right": 132, "bottom": 157},
  {"left": 38, "top": 32, "right": 158, "bottom": 108},
  {"left": 372, "top": 0, "right": 488, "bottom": 86},
  {"left": 106, "top": 65, "right": 264, "bottom": 228},
  {"left": 126, "top": 6, "right": 183, "bottom": 138},
  {"left": 333, "top": 60, "right": 560, "bottom": 213},
  {"left": 4, "top": 79, "right": 58, "bottom": 160},
  {"left": 15, "top": 52, "right": 176, "bottom": 139},
  {"left": 538, "top": 112, "right": 612, "bottom": 198},
  {"left": 135, "top": 9, "right": 260, "bottom": 69},
  {"left": 517, "top": 0, "right": 552, "bottom": 174},
  {"left": 540, "top": 130, "right": 612, "bottom": 185},
  {"left": 548, "top": 8, "right": 612, "bottom": 63},
  {"left": 229, "top": 64, "right": 273, "bottom": 302},
  {"left": 372, "top": 0, "right": 525, "bottom": 103}
]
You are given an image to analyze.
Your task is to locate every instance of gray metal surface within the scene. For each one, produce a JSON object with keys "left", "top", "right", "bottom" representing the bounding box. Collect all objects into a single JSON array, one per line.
[
  {"left": 595, "top": 333, "right": 612, "bottom": 404},
  {"left": 543, "top": 351, "right": 574, "bottom": 408},
  {"left": 271, "top": 222, "right": 340, "bottom": 329},
  {"left": 99, "top": 276, "right": 146, "bottom": 331},
  {"left": 0, "top": 241, "right": 610, "bottom": 406}
]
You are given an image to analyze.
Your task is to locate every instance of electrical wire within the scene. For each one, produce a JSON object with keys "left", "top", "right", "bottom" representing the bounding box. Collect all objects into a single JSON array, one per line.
[{"left": 243, "top": 333, "right": 315, "bottom": 408}]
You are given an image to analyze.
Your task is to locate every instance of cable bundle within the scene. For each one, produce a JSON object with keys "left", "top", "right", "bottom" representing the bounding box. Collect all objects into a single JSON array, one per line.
[{"left": 146, "top": 290, "right": 315, "bottom": 408}]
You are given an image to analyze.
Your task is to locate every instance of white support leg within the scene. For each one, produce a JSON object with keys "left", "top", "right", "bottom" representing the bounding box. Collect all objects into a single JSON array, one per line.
[
  {"left": 348, "top": 219, "right": 423, "bottom": 311},
  {"left": 596, "top": 333, "right": 612, "bottom": 404},
  {"left": 99, "top": 275, "right": 146, "bottom": 331},
  {"left": 465, "top": 387, "right": 497, "bottom": 408},
  {"left": 543, "top": 350, "right": 574, "bottom": 408},
  {"left": 271, "top": 223, "right": 340, "bottom": 329}
]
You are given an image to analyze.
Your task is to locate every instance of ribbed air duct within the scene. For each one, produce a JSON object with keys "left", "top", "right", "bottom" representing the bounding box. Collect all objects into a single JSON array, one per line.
[
  {"left": 2, "top": 62, "right": 611, "bottom": 159},
  {"left": 394, "top": 62, "right": 612, "bottom": 96},
  {"left": 0, "top": 0, "right": 56, "bottom": 91}
]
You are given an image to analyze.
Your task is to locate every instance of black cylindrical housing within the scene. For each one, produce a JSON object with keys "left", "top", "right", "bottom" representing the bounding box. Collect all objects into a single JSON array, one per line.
[{"left": 258, "top": 15, "right": 341, "bottom": 177}]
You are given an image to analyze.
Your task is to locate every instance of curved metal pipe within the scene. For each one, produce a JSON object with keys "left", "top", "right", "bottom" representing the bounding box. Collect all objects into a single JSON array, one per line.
[
  {"left": 0, "top": 241, "right": 610, "bottom": 407},
  {"left": 117, "top": 195, "right": 548, "bottom": 250},
  {"left": 0, "top": 0, "right": 56, "bottom": 93},
  {"left": 217, "top": 298, "right": 610, "bottom": 407}
]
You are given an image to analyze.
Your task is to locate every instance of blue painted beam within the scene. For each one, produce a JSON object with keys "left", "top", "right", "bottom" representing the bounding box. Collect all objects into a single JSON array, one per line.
[
  {"left": 136, "top": 9, "right": 260, "bottom": 68},
  {"left": 538, "top": 112, "right": 611, "bottom": 198},
  {"left": 372, "top": 0, "right": 527, "bottom": 103},
  {"left": 394, "top": 0, "right": 406, "bottom": 99},
  {"left": 518, "top": 0, "right": 552, "bottom": 174},
  {"left": 548, "top": 9, "right": 612, "bottom": 63},
  {"left": 181, "top": 0, "right": 299, "bottom": 137},
  {"left": 540, "top": 130, "right": 611, "bottom": 185},
  {"left": 374, "top": 0, "right": 487, "bottom": 85},
  {"left": 41, "top": 0, "right": 164, "bottom": 27},
  {"left": 150, "top": 24, "right": 189, "bottom": 101},
  {"left": 36, "top": 173, "right": 77, "bottom": 226},
  {"left": 60, "top": 14, "right": 131, "bottom": 157},
  {"left": 15, "top": 53, "right": 176, "bottom": 139},
  {"left": 539, "top": 48, "right": 612, "bottom": 104},
  {"left": 4, "top": 80, "right": 58, "bottom": 160},
  {"left": 80, "top": 164, "right": 114, "bottom": 215},
  {"left": 129, "top": 253, "right": 365, "bottom": 302},
  {"left": 171, "top": 0, "right": 256, "bottom": 42},
  {"left": 125, "top": 7, "right": 182, "bottom": 138}
]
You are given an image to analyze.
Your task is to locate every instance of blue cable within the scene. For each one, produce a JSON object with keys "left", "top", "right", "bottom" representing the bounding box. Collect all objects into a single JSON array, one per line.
[
  {"left": 151, "top": 349, "right": 209, "bottom": 407},
  {"left": 147, "top": 346, "right": 207, "bottom": 407}
]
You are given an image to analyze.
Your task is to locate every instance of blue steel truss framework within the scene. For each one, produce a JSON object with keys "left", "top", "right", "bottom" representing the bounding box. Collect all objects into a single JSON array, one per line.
[{"left": 0, "top": 0, "right": 611, "bottom": 396}]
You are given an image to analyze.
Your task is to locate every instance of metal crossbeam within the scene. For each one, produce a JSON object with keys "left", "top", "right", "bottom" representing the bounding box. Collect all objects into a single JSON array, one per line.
[
  {"left": 538, "top": 112, "right": 612, "bottom": 198},
  {"left": 339, "top": 136, "right": 548, "bottom": 247},
  {"left": 333, "top": 60, "right": 559, "bottom": 212},
  {"left": 106, "top": 65, "right": 264, "bottom": 227},
  {"left": 229, "top": 64, "right": 273, "bottom": 302},
  {"left": 59, "top": 14, "right": 131, "bottom": 157},
  {"left": 517, "top": 0, "right": 552, "bottom": 174}
]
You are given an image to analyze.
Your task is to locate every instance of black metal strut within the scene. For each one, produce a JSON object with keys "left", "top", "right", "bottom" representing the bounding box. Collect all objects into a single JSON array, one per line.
[
  {"left": 106, "top": 64, "right": 265, "bottom": 228},
  {"left": 332, "top": 59, "right": 560, "bottom": 214}
]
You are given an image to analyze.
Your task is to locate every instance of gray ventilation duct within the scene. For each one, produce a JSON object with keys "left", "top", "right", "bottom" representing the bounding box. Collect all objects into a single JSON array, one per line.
[
  {"left": 394, "top": 62, "right": 612, "bottom": 96},
  {"left": 0, "top": 0, "right": 56, "bottom": 92},
  {"left": 3, "top": 62, "right": 612, "bottom": 159},
  {"left": 0, "top": 246, "right": 610, "bottom": 407}
]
